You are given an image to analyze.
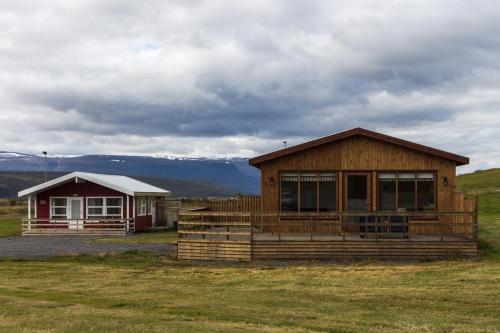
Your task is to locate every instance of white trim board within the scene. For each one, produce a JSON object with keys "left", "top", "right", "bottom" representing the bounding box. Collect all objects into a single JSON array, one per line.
[{"left": 18, "top": 172, "right": 170, "bottom": 197}]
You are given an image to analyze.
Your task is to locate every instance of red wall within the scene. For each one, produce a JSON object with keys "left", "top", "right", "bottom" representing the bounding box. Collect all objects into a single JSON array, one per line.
[{"left": 35, "top": 180, "right": 153, "bottom": 231}]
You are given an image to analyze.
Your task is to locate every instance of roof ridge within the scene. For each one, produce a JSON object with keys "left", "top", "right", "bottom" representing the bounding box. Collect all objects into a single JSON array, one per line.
[{"left": 249, "top": 127, "right": 469, "bottom": 167}]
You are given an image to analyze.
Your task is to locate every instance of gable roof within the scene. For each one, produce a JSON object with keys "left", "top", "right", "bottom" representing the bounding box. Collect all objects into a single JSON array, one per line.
[
  {"left": 249, "top": 127, "right": 469, "bottom": 168},
  {"left": 18, "top": 172, "right": 170, "bottom": 197}
]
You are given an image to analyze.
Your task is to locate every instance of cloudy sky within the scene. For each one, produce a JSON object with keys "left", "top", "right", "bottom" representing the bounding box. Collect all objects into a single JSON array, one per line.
[{"left": 1, "top": 0, "right": 499, "bottom": 172}]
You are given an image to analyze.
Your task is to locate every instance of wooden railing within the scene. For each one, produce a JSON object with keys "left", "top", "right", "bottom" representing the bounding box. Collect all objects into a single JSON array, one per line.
[
  {"left": 206, "top": 195, "right": 260, "bottom": 212},
  {"left": 178, "top": 212, "right": 252, "bottom": 241},
  {"left": 178, "top": 211, "right": 478, "bottom": 241},
  {"left": 22, "top": 218, "right": 135, "bottom": 234}
]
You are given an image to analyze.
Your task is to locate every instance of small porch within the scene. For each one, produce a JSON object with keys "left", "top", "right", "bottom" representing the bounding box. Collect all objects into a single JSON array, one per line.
[{"left": 22, "top": 218, "right": 135, "bottom": 235}]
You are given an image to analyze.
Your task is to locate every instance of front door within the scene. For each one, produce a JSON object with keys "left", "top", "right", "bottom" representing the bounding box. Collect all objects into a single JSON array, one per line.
[
  {"left": 68, "top": 198, "right": 83, "bottom": 229},
  {"left": 345, "top": 173, "right": 371, "bottom": 212},
  {"left": 344, "top": 173, "right": 371, "bottom": 233}
]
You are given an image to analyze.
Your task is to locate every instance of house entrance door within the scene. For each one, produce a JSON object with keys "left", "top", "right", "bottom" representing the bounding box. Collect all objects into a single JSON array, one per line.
[
  {"left": 68, "top": 198, "right": 83, "bottom": 230},
  {"left": 344, "top": 173, "right": 371, "bottom": 234}
]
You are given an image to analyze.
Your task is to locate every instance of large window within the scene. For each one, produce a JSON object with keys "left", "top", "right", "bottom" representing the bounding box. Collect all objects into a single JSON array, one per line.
[
  {"left": 378, "top": 172, "right": 435, "bottom": 212},
  {"left": 319, "top": 173, "right": 337, "bottom": 212},
  {"left": 87, "top": 197, "right": 123, "bottom": 218},
  {"left": 300, "top": 174, "right": 317, "bottom": 212},
  {"left": 378, "top": 173, "right": 397, "bottom": 211},
  {"left": 280, "top": 172, "right": 337, "bottom": 212},
  {"left": 51, "top": 198, "right": 67, "bottom": 219},
  {"left": 417, "top": 173, "right": 435, "bottom": 211},
  {"left": 280, "top": 174, "right": 298, "bottom": 212},
  {"left": 398, "top": 173, "right": 416, "bottom": 211}
]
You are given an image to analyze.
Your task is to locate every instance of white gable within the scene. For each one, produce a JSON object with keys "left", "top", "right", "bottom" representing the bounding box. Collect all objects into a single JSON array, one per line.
[{"left": 18, "top": 172, "right": 170, "bottom": 197}]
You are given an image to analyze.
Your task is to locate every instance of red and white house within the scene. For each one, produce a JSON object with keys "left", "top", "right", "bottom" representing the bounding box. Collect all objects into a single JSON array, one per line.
[{"left": 18, "top": 172, "right": 170, "bottom": 235}]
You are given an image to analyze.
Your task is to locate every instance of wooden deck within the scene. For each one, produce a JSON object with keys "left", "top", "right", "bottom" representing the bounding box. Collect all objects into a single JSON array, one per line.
[
  {"left": 21, "top": 218, "right": 135, "bottom": 235},
  {"left": 177, "top": 211, "right": 478, "bottom": 261}
]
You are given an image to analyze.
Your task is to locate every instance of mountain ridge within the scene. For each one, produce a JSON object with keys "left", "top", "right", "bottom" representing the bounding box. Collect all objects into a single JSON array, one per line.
[{"left": 0, "top": 151, "right": 260, "bottom": 194}]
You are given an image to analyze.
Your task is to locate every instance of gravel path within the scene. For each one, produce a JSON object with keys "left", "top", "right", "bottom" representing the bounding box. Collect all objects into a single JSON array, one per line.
[{"left": 0, "top": 236, "right": 175, "bottom": 259}]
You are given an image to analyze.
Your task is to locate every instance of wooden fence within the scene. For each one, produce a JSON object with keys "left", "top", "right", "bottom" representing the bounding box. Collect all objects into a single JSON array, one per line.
[{"left": 206, "top": 195, "right": 260, "bottom": 212}]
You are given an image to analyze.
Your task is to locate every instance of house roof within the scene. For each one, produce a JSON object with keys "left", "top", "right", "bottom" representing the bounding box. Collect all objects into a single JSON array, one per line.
[
  {"left": 18, "top": 172, "right": 170, "bottom": 197},
  {"left": 249, "top": 127, "right": 469, "bottom": 168}
]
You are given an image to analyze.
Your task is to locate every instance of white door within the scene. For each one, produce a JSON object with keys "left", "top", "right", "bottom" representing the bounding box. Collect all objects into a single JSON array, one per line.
[{"left": 68, "top": 198, "right": 83, "bottom": 229}]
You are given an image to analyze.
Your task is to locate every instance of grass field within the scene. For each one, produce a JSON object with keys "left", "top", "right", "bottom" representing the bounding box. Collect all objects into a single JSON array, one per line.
[
  {"left": 92, "top": 230, "right": 178, "bottom": 244},
  {"left": 0, "top": 217, "right": 21, "bottom": 237},
  {"left": 0, "top": 254, "right": 498, "bottom": 333},
  {"left": 0, "top": 170, "right": 498, "bottom": 332}
]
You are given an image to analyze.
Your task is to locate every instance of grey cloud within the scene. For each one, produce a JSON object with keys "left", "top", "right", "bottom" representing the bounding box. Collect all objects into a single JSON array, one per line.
[{"left": 0, "top": 0, "right": 500, "bottom": 173}]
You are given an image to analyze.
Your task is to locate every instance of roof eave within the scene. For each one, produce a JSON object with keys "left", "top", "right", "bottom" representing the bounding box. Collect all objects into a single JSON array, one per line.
[
  {"left": 134, "top": 191, "right": 171, "bottom": 196},
  {"left": 249, "top": 128, "right": 470, "bottom": 167}
]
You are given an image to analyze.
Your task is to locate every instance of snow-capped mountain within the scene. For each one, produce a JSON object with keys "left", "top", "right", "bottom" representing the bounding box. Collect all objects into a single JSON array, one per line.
[{"left": 0, "top": 151, "right": 260, "bottom": 194}]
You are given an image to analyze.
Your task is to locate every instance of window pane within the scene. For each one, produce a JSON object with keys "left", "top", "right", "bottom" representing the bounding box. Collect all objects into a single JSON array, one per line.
[
  {"left": 378, "top": 174, "right": 396, "bottom": 211},
  {"left": 398, "top": 174, "right": 415, "bottom": 211},
  {"left": 88, "top": 207, "right": 103, "bottom": 215},
  {"left": 319, "top": 173, "right": 336, "bottom": 212},
  {"left": 52, "top": 198, "right": 67, "bottom": 207},
  {"left": 417, "top": 179, "right": 435, "bottom": 211},
  {"left": 88, "top": 198, "right": 104, "bottom": 207},
  {"left": 52, "top": 207, "right": 66, "bottom": 215},
  {"left": 300, "top": 174, "right": 317, "bottom": 212},
  {"left": 281, "top": 174, "right": 298, "bottom": 212},
  {"left": 106, "top": 207, "right": 122, "bottom": 215},
  {"left": 106, "top": 198, "right": 121, "bottom": 206}
]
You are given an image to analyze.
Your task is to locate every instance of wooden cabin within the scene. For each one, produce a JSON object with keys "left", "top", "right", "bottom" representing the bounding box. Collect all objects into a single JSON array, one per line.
[
  {"left": 18, "top": 172, "right": 170, "bottom": 235},
  {"left": 178, "top": 128, "right": 478, "bottom": 260}
]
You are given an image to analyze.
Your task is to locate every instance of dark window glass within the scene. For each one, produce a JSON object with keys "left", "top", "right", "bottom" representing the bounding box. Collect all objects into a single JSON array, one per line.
[
  {"left": 417, "top": 173, "right": 435, "bottom": 211},
  {"left": 106, "top": 198, "right": 121, "bottom": 206},
  {"left": 378, "top": 173, "right": 397, "bottom": 211},
  {"left": 347, "top": 175, "right": 368, "bottom": 211},
  {"left": 88, "top": 198, "right": 103, "bottom": 207},
  {"left": 319, "top": 173, "right": 336, "bottom": 211},
  {"left": 300, "top": 174, "right": 317, "bottom": 212},
  {"left": 52, "top": 198, "right": 67, "bottom": 207},
  {"left": 281, "top": 174, "right": 298, "bottom": 211},
  {"left": 398, "top": 173, "right": 416, "bottom": 211}
]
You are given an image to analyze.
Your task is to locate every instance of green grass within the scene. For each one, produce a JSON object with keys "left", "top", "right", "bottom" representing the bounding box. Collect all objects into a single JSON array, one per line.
[
  {"left": 0, "top": 217, "right": 21, "bottom": 237},
  {"left": 457, "top": 169, "right": 500, "bottom": 260},
  {"left": 0, "top": 170, "right": 497, "bottom": 332},
  {"left": 0, "top": 254, "right": 498, "bottom": 333},
  {"left": 92, "top": 230, "right": 178, "bottom": 244},
  {"left": 457, "top": 168, "right": 500, "bottom": 194}
]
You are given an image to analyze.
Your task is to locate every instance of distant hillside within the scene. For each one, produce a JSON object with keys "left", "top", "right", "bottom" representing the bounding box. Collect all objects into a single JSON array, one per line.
[
  {"left": 457, "top": 168, "right": 500, "bottom": 194},
  {"left": 0, "top": 152, "right": 260, "bottom": 194},
  {"left": 0, "top": 171, "right": 238, "bottom": 198}
]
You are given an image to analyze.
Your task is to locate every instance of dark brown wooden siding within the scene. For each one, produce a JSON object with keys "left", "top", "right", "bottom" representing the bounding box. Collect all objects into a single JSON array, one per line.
[{"left": 259, "top": 135, "right": 457, "bottom": 213}]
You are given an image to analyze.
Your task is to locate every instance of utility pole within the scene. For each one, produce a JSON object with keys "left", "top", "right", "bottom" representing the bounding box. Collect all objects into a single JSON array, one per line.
[
  {"left": 283, "top": 141, "right": 287, "bottom": 148},
  {"left": 42, "top": 151, "right": 47, "bottom": 182}
]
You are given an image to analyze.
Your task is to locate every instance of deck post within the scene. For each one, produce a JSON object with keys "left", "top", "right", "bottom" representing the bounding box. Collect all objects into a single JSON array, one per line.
[
  {"left": 28, "top": 196, "right": 31, "bottom": 220},
  {"left": 127, "top": 195, "right": 130, "bottom": 219}
]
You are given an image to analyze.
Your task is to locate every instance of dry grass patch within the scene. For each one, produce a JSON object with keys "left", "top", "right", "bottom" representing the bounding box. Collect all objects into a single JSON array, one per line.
[{"left": 0, "top": 254, "right": 498, "bottom": 333}]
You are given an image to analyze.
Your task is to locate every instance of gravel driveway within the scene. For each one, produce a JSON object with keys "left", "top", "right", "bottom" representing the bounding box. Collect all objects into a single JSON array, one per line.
[{"left": 0, "top": 236, "right": 175, "bottom": 259}]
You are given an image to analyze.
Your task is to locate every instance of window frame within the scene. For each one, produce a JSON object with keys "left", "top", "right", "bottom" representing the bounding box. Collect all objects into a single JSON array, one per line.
[
  {"left": 376, "top": 171, "right": 437, "bottom": 212},
  {"left": 147, "top": 197, "right": 153, "bottom": 215},
  {"left": 138, "top": 197, "right": 148, "bottom": 216},
  {"left": 50, "top": 197, "right": 68, "bottom": 219},
  {"left": 86, "top": 196, "right": 123, "bottom": 219},
  {"left": 279, "top": 171, "right": 338, "bottom": 213}
]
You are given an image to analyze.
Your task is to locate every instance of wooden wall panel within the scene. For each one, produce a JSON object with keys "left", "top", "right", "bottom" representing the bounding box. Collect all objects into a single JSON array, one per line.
[{"left": 260, "top": 135, "right": 458, "bottom": 213}]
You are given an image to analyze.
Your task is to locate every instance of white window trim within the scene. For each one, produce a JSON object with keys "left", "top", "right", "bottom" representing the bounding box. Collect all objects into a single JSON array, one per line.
[
  {"left": 147, "top": 197, "right": 153, "bottom": 215},
  {"left": 50, "top": 196, "right": 68, "bottom": 219},
  {"left": 50, "top": 196, "right": 84, "bottom": 220},
  {"left": 86, "top": 196, "right": 123, "bottom": 219},
  {"left": 138, "top": 197, "right": 148, "bottom": 216}
]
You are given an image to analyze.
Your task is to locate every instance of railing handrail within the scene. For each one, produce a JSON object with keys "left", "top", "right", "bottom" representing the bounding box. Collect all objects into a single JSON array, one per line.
[
  {"left": 22, "top": 218, "right": 136, "bottom": 233},
  {"left": 179, "top": 211, "right": 477, "bottom": 217}
]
